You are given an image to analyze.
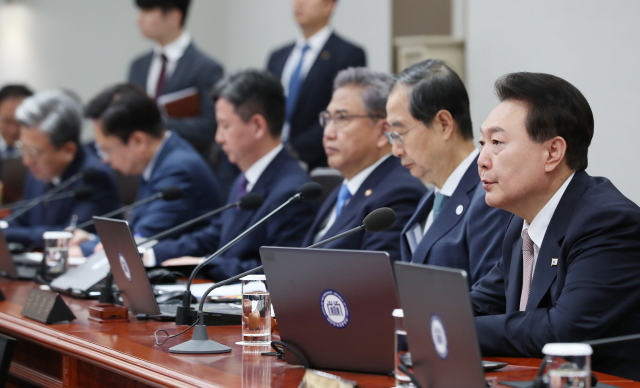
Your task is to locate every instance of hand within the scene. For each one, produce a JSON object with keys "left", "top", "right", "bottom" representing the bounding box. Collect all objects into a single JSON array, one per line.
[
  {"left": 70, "top": 229, "right": 93, "bottom": 247},
  {"left": 161, "top": 257, "right": 202, "bottom": 266},
  {"left": 93, "top": 242, "right": 104, "bottom": 253},
  {"left": 68, "top": 245, "right": 85, "bottom": 258}
]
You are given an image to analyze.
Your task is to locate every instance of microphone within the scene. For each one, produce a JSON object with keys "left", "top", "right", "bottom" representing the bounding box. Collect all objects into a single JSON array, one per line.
[
  {"left": 75, "top": 185, "right": 183, "bottom": 230},
  {"left": 174, "top": 182, "right": 322, "bottom": 326},
  {"left": 167, "top": 207, "right": 396, "bottom": 354},
  {"left": 4, "top": 168, "right": 99, "bottom": 222}
]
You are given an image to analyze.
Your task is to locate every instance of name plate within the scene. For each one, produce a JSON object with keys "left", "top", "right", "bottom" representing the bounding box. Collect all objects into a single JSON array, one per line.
[
  {"left": 298, "top": 370, "right": 358, "bottom": 388},
  {"left": 21, "top": 287, "right": 76, "bottom": 324}
]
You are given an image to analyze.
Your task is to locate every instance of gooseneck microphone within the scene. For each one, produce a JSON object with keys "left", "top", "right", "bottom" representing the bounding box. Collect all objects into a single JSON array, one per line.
[
  {"left": 173, "top": 182, "right": 322, "bottom": 326},
  {"left": 167, "top": 207, "right": 396, "bottom": 354},
  {"left": 75, "top": 185, "right": 183, "bottom": 230},
  {"left": 1, "top": 186, "right": 94, "bottom": 211},
  {"left": 4, "top": 168, "right": 99, "bottom": 222}
]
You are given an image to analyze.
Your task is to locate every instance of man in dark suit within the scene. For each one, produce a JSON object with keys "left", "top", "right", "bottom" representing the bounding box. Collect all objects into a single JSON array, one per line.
[
  {"left": 5, "top": 90, "right": 121, "bottom": 248},
  {"left": 0, "top": 84, "right": 33, "bottom": 158},
  {"left": 145, "top": 70, "right": 317, "bottom": 281},
  {"left": 302, "top": 68, "right": 425, "bottom": 260},
  {"left": 471, "top": 72, "right": 640, "bottom": 379},
  {"left": 128, "top": 0, "right": 224, "bottom": 161},
  {"left": 386, "top": 60, "right": 511, "bottom": 285},
  {"left": 267, "top": 0, "right": 366, "bottom": 171},
  {"left": 72, "top": 84, "right": 223, "bottom": 256}
]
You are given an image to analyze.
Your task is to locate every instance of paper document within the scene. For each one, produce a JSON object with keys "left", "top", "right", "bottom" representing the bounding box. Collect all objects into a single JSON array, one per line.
[{"left": 155, "top": 282, "right": 242, "bottom": 300}]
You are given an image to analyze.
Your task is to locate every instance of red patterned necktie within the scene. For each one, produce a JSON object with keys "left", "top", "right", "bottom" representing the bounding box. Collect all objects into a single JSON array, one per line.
[{"left": 155, "top": 53, "right": 168, "bottom": 100}]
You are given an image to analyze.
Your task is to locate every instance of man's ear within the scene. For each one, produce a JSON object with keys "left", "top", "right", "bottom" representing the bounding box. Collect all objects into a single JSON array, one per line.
[
  {"left": 60, "top": 141, "right": 78, "bottom": 163},
  {"left": 375, "top": 120, "right": 390, "bottom": 148},
  {"left": 434, "top": 109, "right": 456, "bottom": 141},
  {"left": 128, "top": 131, "right": 147, "bottom": 148},
  {"left": 251, "top": 114, "right": 269, "bottom": 140},
  {"left": 544, "top": 136, "right": 567, "bottom": 173}
]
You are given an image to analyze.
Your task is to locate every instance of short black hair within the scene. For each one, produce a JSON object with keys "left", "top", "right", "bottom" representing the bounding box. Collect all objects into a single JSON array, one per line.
[
  {"left": 495, "top": 72, "right": 593, "bottom": 171},
  {"left": 135, "top": 0, "right": 191, "bottom": 27},
  {"left": 212, "top": 69, "right": 285, "bottom": 139},
  {"left": 85, "top": 83, "right": 164, "bottom": 143},
  {"left": 394, "top": 59, "right": 473, "bottom": 140},
  {"left": 0, "top": 85, "right": 33, "bottom": 106}
]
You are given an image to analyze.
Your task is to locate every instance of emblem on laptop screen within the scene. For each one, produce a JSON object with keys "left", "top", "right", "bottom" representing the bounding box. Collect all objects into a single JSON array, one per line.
[
  {"left": 430, "top": 314, "right": 448, "bottom": 359},
  {"left": 320, "top": 289, "right": 350, "bottom": 328},
  {"left": 118, "top": 253, "right": 132, "bottom": 283}
]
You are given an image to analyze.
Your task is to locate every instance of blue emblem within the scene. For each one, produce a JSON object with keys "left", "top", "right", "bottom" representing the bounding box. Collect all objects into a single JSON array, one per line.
[
  {"left": 320, "top": 289, "right": 350, "bottom": 328},
  {"left": 118, "top": 253, "right": 132, "bottom": 282},
  {"left": 430, "top": 314, "right": 448, "bottom": 359}
]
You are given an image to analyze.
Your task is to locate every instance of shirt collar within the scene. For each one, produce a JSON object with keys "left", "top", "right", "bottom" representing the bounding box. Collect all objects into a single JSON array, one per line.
[
  {"left": 343, "top": 154, "right": 392, "bottom": 196},
  {"left": 295, "top": 25, "right": 332, "bottom": 51},
  {"left": 522, "top": 172, "right": 576, "bottom": 248},
  {"left": 244, "top": 143, "right": 284, "bottom": 191},
  {"left": 436, "top": 148, "right": 479, "bottom": 196},
  {"left": 142, "top": 131, "right": 171, "bottom": 182},
  {"left": 153, "top": 32, "right": 192, "bottom": 62}
]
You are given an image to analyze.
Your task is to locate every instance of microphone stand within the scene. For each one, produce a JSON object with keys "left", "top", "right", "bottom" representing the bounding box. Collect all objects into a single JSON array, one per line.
[{"left": 75, "top": 193, "right": 162, "bottom": 230}]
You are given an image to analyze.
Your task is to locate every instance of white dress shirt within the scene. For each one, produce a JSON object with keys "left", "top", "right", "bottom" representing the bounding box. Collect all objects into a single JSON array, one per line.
[
  {"left": 314, "top": 154, "right": 392, "bottom": 243},
  {"left": 142, "top": 131, "right": 172, "bottom": 182},
  {"left": 522, "top": 172, "right": 575, "bottom": 278},
  {"left": 146, "top": 32, "right": 192, "bottom": 97}
]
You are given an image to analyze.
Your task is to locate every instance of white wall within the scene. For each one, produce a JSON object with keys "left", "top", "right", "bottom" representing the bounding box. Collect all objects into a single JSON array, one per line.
[{"left": 466, "top": 0, "right": 640, "bottom": 204}]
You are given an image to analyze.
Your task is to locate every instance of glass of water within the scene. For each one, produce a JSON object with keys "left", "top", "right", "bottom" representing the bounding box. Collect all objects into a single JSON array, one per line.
[
  {"left": 393, "top": 309, "right": 415, "bottom": 388},
  {"left": 43, "top": 231, "right": 73, "bottom": 277},
  {"left": 241, "top": 274, "right": 271, "bottom": 345},
  {"left": 541, "top": 343, "right": 592, "bottom": 388}
]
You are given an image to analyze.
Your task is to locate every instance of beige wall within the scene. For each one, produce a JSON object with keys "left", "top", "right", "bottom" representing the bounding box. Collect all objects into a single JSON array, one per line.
[{"left": 393, "top": 0, "right": 451, "bottom": 37}]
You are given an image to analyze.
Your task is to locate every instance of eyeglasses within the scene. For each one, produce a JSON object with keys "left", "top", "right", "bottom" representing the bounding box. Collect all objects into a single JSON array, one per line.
[
  {"left": 319, "top": 111, "right": 383, "bottom": 129},
  {"left": 384, "top": 123, "right": 420, "bottom": 145},
  {"left": 17, "top": 143, "right": 47, "bottom": 159}
]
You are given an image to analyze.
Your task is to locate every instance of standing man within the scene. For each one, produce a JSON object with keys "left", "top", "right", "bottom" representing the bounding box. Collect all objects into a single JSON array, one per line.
[
  {"left": 471, "top": 72, "right": 640, "bottom": 380},
  {"left": 129, "top": 0, "right": 224, "bottom": 161},
  {"left": 146, "top": 70, "right": 317, "bottom": 281},
  {"left": 386, "top": 60, "right": 511, "bottom": 286},
  {"left": 6, "top": 90, "right": 121, "bottom": 248},
  {"left": 267, "top": 0, "right": 366, "bottom": 171},
  {"left": 302, "top": 68, "right": 425, "bottom": 261},
  {"left": 0, "top": 84, "right": 33, "bottom": 157}
]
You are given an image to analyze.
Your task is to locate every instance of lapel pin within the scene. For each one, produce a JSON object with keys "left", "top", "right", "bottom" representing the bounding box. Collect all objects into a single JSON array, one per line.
[
  {"left": 321, "top": 51, "right": 331, "bottom": 60},
  {"left": 456, "top": 205, "right": 463, "bottom": 215},
  {"left": 551, "top": 258, "right": 558, "bottom": 266},
  {"left": 364, "top": 189, "right": 372, "bottom": 197}
]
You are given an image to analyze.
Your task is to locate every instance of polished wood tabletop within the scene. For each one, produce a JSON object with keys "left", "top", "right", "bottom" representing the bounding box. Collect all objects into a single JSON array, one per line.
[{"left": 0, "top": 279, "right": 637, "bottom": 388}]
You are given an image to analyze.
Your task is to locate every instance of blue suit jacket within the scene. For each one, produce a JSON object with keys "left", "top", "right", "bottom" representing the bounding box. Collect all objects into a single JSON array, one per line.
[
  {"left": 153, "top": 148, "right": 318, "bottom": 280},
  {"left": 5, "top": 146, "right": 121, "bottom": 247},
  {"left": 128, "top": 133, "right": 223, "bottom": 238},
  {"left": 400, "top": 157, "right": 511, "bottom": 286},
  {"left": 267, "top": 33, "right": 366, "bottom": 171},
  {"left": 302, "top": 156, "right": 425, "bottom": 261},
  {"left": 470, "top": 170, "right": 640, "bottom": 380},
  {"left": 129, "top": 42, "right": 224, "bottom": 156}
]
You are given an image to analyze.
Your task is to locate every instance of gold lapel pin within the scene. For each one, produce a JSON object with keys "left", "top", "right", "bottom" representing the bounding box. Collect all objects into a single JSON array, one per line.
[
  {"left": 551, "top": 258, "right": 558, "bottom": 266},
  {"left": 364, "top": 189, "right": 372, "bottom": 197}
]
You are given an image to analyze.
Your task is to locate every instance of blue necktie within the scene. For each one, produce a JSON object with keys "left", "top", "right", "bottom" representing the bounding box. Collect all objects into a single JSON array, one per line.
[
  {"left": 235, "top": 174, "right": 248, "bottom": 211},
  {"left": 433, "top": 193, "right": 450, "bottom": 220},
  {"left": 283, "top": 44, "right": 311, "bottom": 142},
  {"left": 335, "top": 184, "right": 352, "bottom": 217}
]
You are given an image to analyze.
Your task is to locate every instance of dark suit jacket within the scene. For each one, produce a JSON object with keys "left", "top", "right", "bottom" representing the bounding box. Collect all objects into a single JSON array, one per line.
[
  {"left": 401, "top": 157, "right": 511, "bottom": 286},
  {"left": 128, "top": 42, "right": 224, "bottom": 156},
  {"left": 267, "top": 33, "right": 366, "bottom": 170},
  {"left": 153, "top": 148, "right": 318, "bottom": 280},
  {"left": 470, "top": 170, "right": 640, "bottom": 380},
  {"left": 302, "top": 156, "right": 425, "bottom": 261},
  {"left": 128, "top": 133, "right": 223, "bottom": 238},
  {"left": 5, "top": 146, "right": 121, "bottom": 247}
]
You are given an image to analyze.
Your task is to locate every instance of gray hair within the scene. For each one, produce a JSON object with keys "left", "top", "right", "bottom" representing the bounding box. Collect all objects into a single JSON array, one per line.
[
  {"left": 15, "top": 89, "right": 82, "bottom": 148},
  {"left": 333, "top": 67, "right": 394, "bottom": 118}
]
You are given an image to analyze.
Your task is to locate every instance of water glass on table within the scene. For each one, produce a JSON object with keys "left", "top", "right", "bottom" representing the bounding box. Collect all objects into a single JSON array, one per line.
[
  {"left": 43, "top": 231, "right": 73, "bottom": 277},
  {"left": 541, "top": 343, "right": 592, "bottom": 388},
  {"left": 393, "top": 309, "right": 415, "bottom": 388},
  {"left": 241, "top": 274, "right": 271, "bottom": 345}
]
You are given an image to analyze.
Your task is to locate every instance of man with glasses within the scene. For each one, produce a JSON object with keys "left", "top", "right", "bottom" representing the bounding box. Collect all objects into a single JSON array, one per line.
[
  {"left": 301, "top": 67, "right": 425, "bottom": 262},
  {"left": 386, "top": 60, "right": 510, "bottom": 285},
  {"left": 4, "top": 90, "right": 121, "bottom": 248}
]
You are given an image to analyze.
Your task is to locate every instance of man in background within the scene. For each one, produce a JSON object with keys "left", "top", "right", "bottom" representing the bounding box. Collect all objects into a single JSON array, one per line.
[
  {"left": 267, "top": 0, "right": 366, "bottom": 171},
  {"left": 0, "top": 84, "right": 33, "bottom": 157},
  {"left": 302, "top": 67, "right": 425, "bottom": 261}
]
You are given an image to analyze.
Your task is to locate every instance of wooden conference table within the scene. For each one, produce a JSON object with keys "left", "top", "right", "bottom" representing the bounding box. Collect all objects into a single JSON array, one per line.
[{"left": 0, "top": 280, "right": 637, "bottom": 388}]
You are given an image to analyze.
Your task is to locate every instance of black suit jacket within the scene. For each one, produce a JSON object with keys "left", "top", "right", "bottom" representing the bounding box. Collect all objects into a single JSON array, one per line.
[
  {"left": 267, "top": 32, "right": 366, "bottom": 170},
  {"left": 470, "top": 170, "right": 640, "bottom": 380},
  {"left": 129, "top": 42, "right": 224, "bottom": 156}
]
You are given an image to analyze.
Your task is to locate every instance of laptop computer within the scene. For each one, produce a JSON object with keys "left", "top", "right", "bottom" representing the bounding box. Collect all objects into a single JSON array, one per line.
[
  {"left": 259, "top": 246, "right": 399, "bottom": 374},
  {"left": 0, "top": 228, "right": 39, "bottom": 280},
  {"left": 93, "top": 217, "right": 241, "bottom": 323},
  {"left": 394, "top": 262, "right": 494, "bottom": 388}
]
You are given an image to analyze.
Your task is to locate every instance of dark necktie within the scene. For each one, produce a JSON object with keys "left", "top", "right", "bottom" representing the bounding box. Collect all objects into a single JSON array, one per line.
[
  {"left": 235, "top": 174, "right": 248, "bottom": 211},
  {"left": 283, "top": 44, "right": 311, "bottom": 142},
  {"left": 433, "top": 193, "right": 450, "bottom": 220},
  {"left": 155, "top": 53, "right": 168, "bottom": 100}
]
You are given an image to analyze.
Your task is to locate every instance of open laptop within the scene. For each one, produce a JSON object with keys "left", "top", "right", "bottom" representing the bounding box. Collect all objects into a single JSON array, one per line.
[
  {"left": 259, "top": 246, "right": 399, "bottom": 374},
  {"left": 394, "top": 262, "right": 503, "bottom": 388},
  {"left": 93, "top": 217, "right": 241, "bottom": 323},
  {"left": 0, "top": 228, "right": 39, "bottom": 280}
]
